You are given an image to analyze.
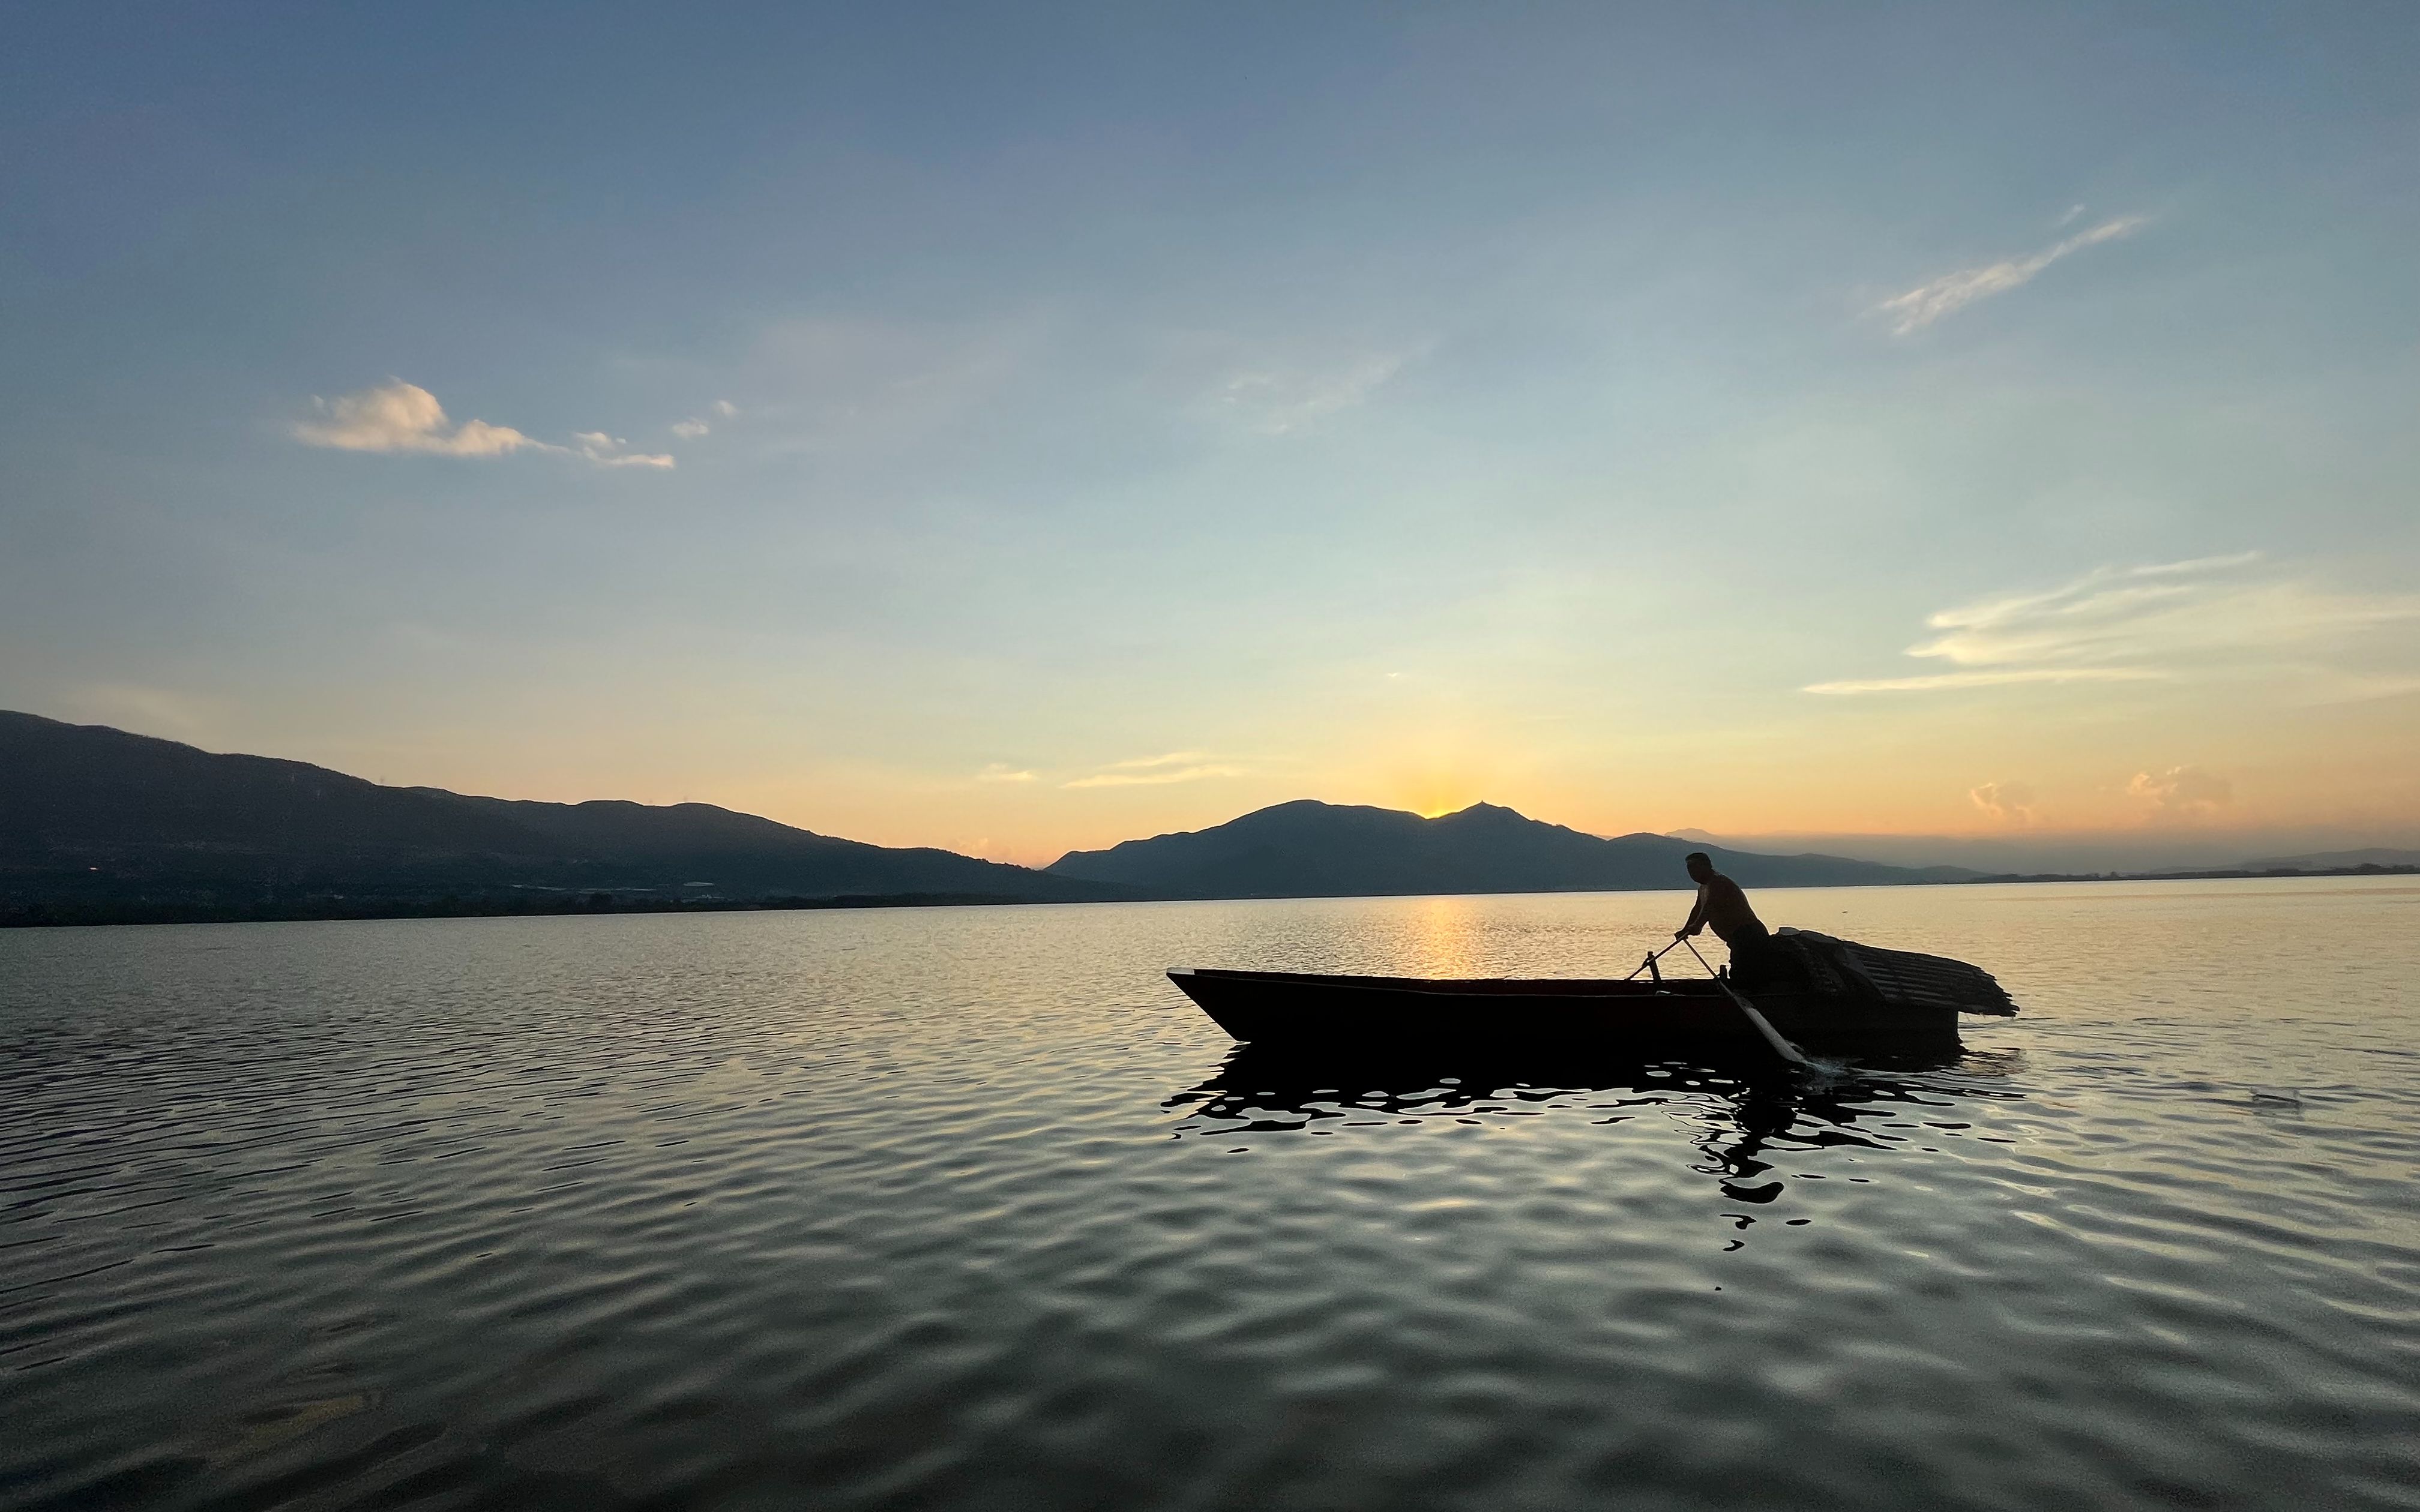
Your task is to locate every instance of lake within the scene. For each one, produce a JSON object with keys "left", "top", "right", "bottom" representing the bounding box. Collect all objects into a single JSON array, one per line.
[{"left": 4, "top": 878, "right": 2416, "bottom": 1510}]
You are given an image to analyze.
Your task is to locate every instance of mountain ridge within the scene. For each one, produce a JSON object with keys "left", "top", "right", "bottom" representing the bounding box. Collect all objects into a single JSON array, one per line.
[
  {"left": 1046, "top": 797, "right": 1973, "bottom": 898},
  {"left": 38, "top": 710, "right": 2396, "bottom": 928},
  {"left": 0, "top": 710, "right": 1115, "bottom": 911}
]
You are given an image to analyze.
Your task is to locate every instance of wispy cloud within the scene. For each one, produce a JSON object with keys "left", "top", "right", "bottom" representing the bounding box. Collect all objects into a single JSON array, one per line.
[
  {"left": 1062, "top": 752, "right": 1246, "bottom": 789},
  {"left": 669, "top": 403, "right": 734, "bottom": 440},
  {"left": 1809, "top": 667, "right": 2161, "bottom": 695},
  {"left": 1215, "top": 355, "right": 1405, "bottom": 436},
  {"left": 975, "top": 763, "right": 1038, "bottom": 784},
  {"left": 1807, "top": 554, "right": 2420, "bottom": 695},
  {"left": 2129, "top": 764, "right": 2232, "bottom": 817},
  {"left": 1875, "top": 214, "right": 2149, "bottom": 334},
  {"left": 573, "top": 431, "right": 675, "bottom": 469},
  {"left": 1969, "top": 781, "right": 2038, "bottom": 825},
  {"left": 741, "top": 316, "right": 1043, "bottom": 458},
  {"left": 294, "top": 380, "right": 541, "bottom": 457}
]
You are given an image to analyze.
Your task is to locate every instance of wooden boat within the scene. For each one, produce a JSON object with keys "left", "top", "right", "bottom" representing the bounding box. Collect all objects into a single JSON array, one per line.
[{"left": 1168, "top": 930, "right": 2016, "bottom": 1059}]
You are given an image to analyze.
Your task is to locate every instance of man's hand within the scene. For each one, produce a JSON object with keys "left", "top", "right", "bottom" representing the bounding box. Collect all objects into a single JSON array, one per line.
[{"left": 1673, "top": 926, "right": 1692, "bottom": 941}]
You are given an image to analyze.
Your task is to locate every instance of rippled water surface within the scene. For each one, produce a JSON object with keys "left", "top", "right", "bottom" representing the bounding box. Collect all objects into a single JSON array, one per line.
[{"left": 5, "top": 879, "right": 2418, "bottom": 1511}]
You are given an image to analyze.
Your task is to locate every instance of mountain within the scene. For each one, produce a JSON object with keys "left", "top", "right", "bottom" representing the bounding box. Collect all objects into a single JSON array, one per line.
[
  {"left": 1047, "top": 799, "right": 1970, "bottom": 898},
  {"left": 2242, "top": 847, "right": 2420, "bottom": 871},
  {"left": 0, "top": 711, "right": 1115, "bottom": 913},
  {"left": 1, "top": 713, "right": 1982, "bottom": 926}
]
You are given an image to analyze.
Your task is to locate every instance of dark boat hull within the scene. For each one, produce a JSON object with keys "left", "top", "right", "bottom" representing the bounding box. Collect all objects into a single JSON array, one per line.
[{"left": 1167, "top": 967, "right": 1964, "bottom": 1057}]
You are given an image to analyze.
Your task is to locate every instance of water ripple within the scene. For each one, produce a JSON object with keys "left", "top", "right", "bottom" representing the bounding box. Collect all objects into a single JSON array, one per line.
[{"left": 4, "top": 880, "right": 2418, "bottom": 1510}]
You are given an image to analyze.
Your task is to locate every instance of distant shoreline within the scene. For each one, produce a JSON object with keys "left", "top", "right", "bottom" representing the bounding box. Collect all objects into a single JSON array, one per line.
[
  {"left": 4, "top": 865, "right": 2411, "bottom": 930},
  {"left": 0, "top": 892, "right": 1098, "bottom": 929},
  {"left": 1942, "top": 863, "right": 2419, "bottom": 886}
]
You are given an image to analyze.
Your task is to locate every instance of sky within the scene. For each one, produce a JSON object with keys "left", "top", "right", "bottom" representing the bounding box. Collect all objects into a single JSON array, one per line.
[{"left": 3, "top": 2, "right": 2416, "bottom": 869}]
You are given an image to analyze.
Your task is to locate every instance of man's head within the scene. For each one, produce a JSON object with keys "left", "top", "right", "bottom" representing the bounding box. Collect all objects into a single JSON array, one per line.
[{"left": 1685, "top": 851, "right": 1716, "bottom": 884}]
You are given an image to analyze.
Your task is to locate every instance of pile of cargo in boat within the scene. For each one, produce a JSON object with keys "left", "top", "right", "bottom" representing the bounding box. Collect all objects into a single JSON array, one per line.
[{"left": 1777, "top": 928, "right": 2015, "bottom": 1016}]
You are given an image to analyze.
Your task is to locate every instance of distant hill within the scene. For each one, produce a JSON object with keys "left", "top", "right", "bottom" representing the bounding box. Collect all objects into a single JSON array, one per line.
[
  {"left": 2242, "top": 847, "right": 2420, "bottom": 871},
  {"left": 0, "top": 713, "right": 1987, "bottom": 927},
  {"left": 0, "top": 711, "right": 1115, "bottom": 915},
  {"left": 1047, "top": 799, "right": 1970, "bottom": 899}
]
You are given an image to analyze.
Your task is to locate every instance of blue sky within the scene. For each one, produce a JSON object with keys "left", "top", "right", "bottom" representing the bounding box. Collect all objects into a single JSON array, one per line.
[{"left": 4, "top": 2, "right": 2416, "bottom": 864}]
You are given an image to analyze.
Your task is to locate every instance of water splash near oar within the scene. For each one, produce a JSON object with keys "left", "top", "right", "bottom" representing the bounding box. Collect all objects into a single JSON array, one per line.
[{"left": 1679, "top": 937, "right": 1853, "bottom": 1078}]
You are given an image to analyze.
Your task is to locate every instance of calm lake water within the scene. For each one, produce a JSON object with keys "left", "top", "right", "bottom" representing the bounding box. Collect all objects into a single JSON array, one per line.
[{"left": 4, "top": 878, "right": 2417, "bottom": 1511}]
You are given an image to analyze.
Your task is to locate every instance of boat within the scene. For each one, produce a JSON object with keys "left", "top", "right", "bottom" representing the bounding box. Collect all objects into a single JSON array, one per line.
[{"left": 1167, "top": 929, "right": 2016, "bottom": 1059}]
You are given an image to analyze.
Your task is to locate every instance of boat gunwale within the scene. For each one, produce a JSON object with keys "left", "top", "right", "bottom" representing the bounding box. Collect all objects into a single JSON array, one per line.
[{"left": 1169, "top": 966, "right": 1739, "bottom": 1000}]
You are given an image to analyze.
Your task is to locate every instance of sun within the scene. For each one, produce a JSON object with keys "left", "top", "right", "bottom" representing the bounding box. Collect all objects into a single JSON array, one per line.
[{"left": 1396, "top": 778, "right": 1478, "bottom": 820}]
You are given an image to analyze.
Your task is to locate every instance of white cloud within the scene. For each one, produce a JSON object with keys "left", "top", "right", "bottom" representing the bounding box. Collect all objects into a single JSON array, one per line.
[
  {"left": 1062, "top": 751, "right": 1247, "bottom": 789},
  {"left": 975, "top": 764, "right": 1038, "bottom": 784},
  {"left": 2129, "top": 765, "right": 2232, "bottom": 817},
  {"left": 1875, "top": 214, "right": 2149, "bottom": 334},
  {"left": 1807, "top": 554, "right": 2420, "bottom": 697},
  {"left": 574, "top": 431, "right": 676, "bottom": 469},
  {"left": 670, "top": 419, "right": 711, "bottom": 440},
  {"left": 713, "top": 399, "right": 738, "bottom": 417},
  {"left": 294, "top": 381, "right": 543, "bottom": 457},
  {"left": 297, "top": 381, "right": 675, "bottom": 468},
  {"left": 1969, "top": 781, "right": 2037, "bottom": 825}
]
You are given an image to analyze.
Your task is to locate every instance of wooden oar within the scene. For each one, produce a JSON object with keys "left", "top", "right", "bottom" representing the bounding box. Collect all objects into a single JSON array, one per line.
[{"left": 1680, "top": 937, "right": 1811, "bottom": 1069}]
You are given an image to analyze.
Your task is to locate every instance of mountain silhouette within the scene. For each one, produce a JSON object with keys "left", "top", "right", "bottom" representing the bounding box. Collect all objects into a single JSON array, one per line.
[
  {"left": 0, "top": 711, "right": 1115, "bottom": 913},
  {"left": 2, "top": 712, "right": 1978, "bottom": 925},
  {"left": 1046, "top": 799, "right": 1970, "bottom": 898}
]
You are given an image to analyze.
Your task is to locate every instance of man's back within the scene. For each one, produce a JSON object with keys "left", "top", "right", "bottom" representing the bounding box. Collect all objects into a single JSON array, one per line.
[{"left": 1696, "top": 871, "right": 1768, "bottom": 948}]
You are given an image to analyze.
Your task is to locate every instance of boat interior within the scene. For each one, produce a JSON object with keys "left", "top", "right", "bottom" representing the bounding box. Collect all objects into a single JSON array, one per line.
[{"left": 1172, "top": 967, "right": 1735, "bottom": 997}]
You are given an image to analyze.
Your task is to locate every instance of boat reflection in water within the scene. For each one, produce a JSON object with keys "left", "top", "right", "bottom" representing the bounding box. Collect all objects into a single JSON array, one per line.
[{"left": 1166, "top": 1042, "right": 2027, "bottom": 1230}]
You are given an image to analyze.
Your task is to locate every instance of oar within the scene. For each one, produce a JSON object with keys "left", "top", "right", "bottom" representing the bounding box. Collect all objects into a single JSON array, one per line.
[{"left": 1679, "top": 937, "right": 1811, "bottom": 1069}]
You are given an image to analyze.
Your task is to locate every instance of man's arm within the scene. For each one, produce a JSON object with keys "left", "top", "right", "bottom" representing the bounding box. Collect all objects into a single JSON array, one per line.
[{"left": 1676, "top": 886, "right": 1706, "bottom": 938}]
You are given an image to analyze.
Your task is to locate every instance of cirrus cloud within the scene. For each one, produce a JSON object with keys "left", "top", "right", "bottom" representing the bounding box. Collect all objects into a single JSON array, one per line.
[
  {"left": 1062, "top": 752, "right": 1247, "bottom": 789},
  {"left": 1875, "top": 214, "right": 2149, "bottom": 335},
  {"left": 1807, "top": 554, "right": 2420, "bottom": 697},
  {"left": 1214, "top": 354, "right": 1407, "bottom": 436}
]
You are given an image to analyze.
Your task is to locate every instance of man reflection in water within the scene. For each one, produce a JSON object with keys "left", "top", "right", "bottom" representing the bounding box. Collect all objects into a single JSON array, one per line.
[{"left": 1675, "top": 851, "right": 1784, "bottom": 991}]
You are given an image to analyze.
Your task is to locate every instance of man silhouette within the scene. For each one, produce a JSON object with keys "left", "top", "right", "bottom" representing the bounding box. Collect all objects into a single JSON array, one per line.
[{"left": 1675, "top": 851, "right": 1783, "bottom": 989}]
